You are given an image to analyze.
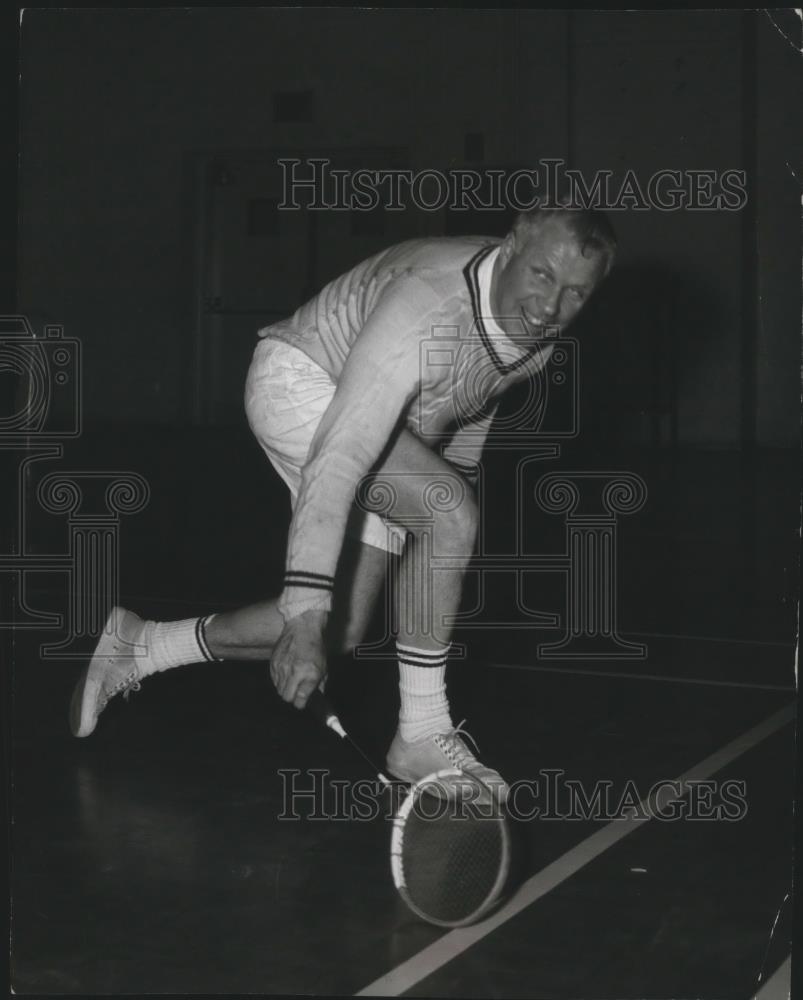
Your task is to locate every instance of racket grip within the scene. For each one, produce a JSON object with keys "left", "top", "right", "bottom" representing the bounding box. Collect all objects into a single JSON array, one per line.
[{"left": 306, "top": 688, "right": 346, "bottom": 738}]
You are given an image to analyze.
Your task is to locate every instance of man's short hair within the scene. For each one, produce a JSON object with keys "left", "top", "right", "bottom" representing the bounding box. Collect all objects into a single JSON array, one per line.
[{"left": 512, "top": 202, "right": 617, "bottom": 275}]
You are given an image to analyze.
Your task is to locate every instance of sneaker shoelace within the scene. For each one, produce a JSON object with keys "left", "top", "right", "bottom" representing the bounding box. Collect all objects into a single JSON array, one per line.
[
  {"left": 120, "top": 677, "right": 142, "bottom": 701},
  {"left": 98, "top": 672, "right": 141, "bottom": 710},
  {"left": 98, "top": 643, "right": 142, "bottom": 709},
  {"left": 434, "top": 720, "right": 482, "bottom": 770}
]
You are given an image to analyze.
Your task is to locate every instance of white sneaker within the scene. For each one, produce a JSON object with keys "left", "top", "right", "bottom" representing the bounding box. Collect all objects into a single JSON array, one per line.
[
  {"left": 69, "top": 607, "right": 148, "bottom": 737},
  {"left": 386, "top": 722, "right": 509, "bottom": 803}
]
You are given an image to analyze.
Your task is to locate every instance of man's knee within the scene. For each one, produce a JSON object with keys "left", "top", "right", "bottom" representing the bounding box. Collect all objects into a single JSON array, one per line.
[
  {"left": 452, "top": 491, "right": 479, "bottom": 545},
  {"left": 413, "top": 488, "right": 478, "bottom": 552}
]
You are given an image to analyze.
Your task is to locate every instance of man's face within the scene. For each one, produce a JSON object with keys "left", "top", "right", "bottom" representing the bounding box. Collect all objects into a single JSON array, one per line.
[{"left": 491, "top": 217, "right": 609, "bottom": 339}]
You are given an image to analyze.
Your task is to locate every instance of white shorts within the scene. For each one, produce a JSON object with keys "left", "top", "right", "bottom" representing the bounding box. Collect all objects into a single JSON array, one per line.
[{"left": 244, "top": 337, "right": 406, "bottom": 555}]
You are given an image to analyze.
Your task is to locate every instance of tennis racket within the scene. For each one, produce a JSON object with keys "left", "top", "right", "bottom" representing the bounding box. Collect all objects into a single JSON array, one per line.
[{"left": 306, "top": 688, "right": 515, "bottom": 927}]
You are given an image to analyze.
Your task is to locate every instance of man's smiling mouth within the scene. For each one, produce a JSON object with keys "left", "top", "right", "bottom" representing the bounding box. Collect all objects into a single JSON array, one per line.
[{"left": 521, "top": 308, "right": 552, "bottom": 337}]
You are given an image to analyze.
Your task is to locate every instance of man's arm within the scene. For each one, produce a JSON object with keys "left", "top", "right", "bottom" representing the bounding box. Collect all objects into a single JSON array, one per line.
[{"left": 277, "top": 276, "right": 440, "bottom": 625}]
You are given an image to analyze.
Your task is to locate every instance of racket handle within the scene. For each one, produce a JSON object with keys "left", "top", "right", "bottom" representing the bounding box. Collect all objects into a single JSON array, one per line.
[
  {"left": 306, "top": 688, "right": 347, "bottom": 738},
  {"left": 307, "top": 689, "right": 392, "bottom": 787}
]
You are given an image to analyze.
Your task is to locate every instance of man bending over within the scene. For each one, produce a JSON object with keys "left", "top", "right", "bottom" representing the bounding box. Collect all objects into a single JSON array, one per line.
[{"left": 70, "top": 203, "right": 616, "bottom": 800}]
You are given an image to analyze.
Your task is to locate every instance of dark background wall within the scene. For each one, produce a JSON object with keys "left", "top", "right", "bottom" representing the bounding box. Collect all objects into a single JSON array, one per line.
[{"left": 17, "top": 8, "right": 801, "bottom": 448}]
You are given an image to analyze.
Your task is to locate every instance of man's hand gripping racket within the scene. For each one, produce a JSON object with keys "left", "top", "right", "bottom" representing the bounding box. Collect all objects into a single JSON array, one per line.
[{"left": 270, "top": 609, "right": 328, "bottom": 708}]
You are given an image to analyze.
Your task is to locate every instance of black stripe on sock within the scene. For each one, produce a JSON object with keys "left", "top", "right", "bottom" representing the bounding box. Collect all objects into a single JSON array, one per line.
[
  {"left": 397, "top": 644, "right": 450, "bottom": 658},
  {"left": 196, "top": 616, "right": 217, "bottom": 663},
  {"left": 399, "top": 657, "right": 448, "bottom": 669},
  {"left": 284, "top": 571, "right": 335, "bottom": 592},
  {"left": 397, "top": 645, "right": 450, "bottom": 667}
]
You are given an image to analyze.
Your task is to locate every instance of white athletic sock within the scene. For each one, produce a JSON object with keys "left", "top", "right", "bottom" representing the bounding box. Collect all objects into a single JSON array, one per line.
[
  {"left": 137, "top": 614, "right": 220, "bottom": 677},
  {"left": 397, "top": 641, "right": 452, "bottom": 743}
]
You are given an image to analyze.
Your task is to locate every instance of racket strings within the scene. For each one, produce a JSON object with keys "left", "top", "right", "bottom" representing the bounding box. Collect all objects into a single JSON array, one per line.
[
  {"left": 398, "top": 789, "right": 510, "bottom": 925},
  {"left": 306, "top": 692, "right": 515, "bottom": 929}
]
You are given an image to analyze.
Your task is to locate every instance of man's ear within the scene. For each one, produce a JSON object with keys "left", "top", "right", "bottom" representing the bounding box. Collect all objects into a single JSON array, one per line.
[{"left": 499, "top": 231, "right": 516, "bottom": 265}]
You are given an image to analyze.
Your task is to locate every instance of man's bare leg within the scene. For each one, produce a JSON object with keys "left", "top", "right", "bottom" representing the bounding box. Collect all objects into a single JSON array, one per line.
[
  {"left": 377, "top": 439, "right": 476, "bottom": 652},
  {"left": 69, "top": 536, "right": 391, "bottom": 737},
  {"left": 347, "top": 432, "right": 505, "bottom": 795}
]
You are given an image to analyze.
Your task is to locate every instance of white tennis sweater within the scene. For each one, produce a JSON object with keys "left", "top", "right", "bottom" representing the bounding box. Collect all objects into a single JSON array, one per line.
[{"left": 258, "top": 237, "right": 554, "bottom": 621}]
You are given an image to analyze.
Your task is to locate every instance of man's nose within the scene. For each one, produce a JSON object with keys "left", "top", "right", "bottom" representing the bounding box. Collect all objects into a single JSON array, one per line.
[{"left": 539, "top": 291, "right": 560, "bottom": 318}]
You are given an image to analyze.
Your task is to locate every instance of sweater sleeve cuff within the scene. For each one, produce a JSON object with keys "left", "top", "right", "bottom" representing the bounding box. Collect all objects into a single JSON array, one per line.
[{"left": 277, "top": 572, "right": 334, "bottom": 622}]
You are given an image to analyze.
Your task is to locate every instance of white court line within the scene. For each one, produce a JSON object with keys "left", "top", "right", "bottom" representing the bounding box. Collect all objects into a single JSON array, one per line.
[
  {"left": 621, "top": 630, "right": 794, "bottom": 649},
  {"left": 754, "top": 956, "right": 791, "bottom": 1000},
  {"left": 484, "top": 659, "right": 795, "bottom": 692},
  {"left": 356, "top": 703, "right": 796, "bottom": 997}
]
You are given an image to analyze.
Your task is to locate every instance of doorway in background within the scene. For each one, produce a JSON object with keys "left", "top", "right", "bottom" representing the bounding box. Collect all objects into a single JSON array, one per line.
[{"left": 188, "top": 147, "right": 417, "bottom": 426}]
